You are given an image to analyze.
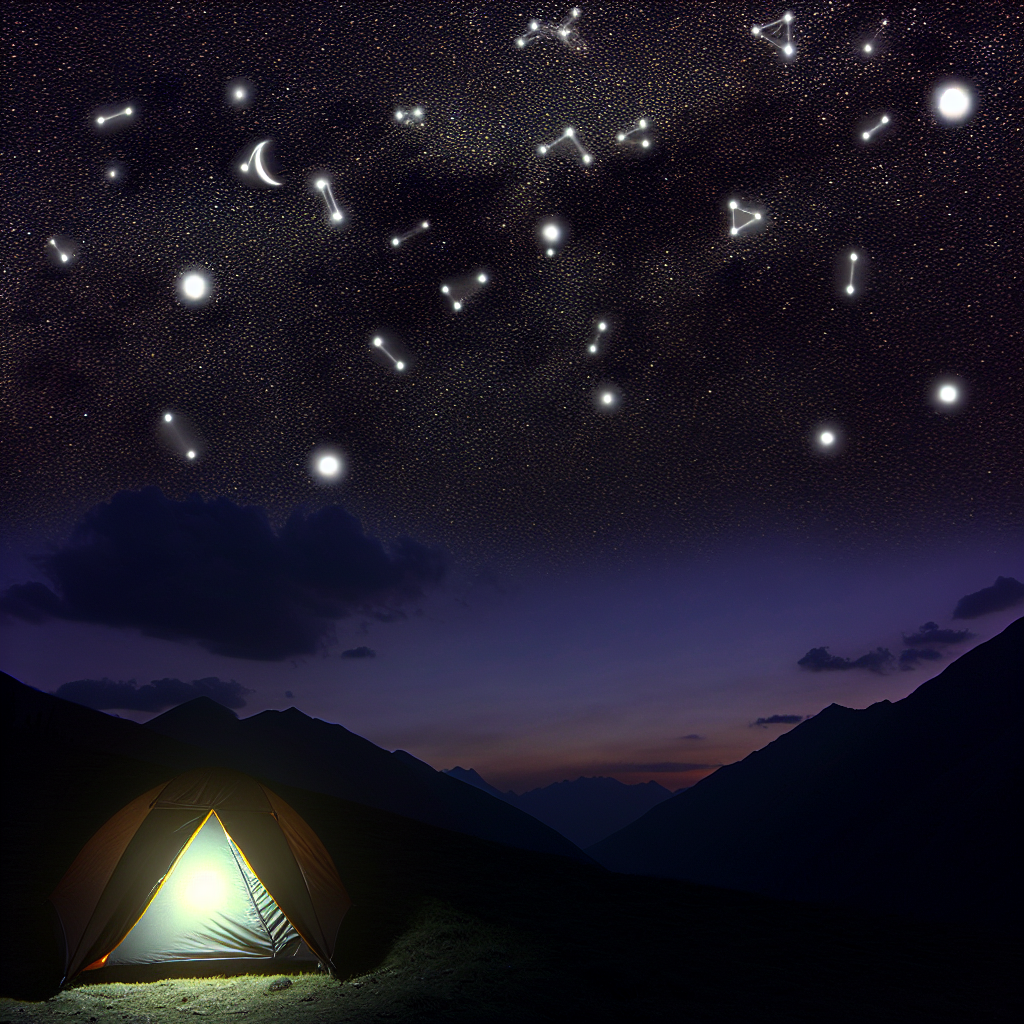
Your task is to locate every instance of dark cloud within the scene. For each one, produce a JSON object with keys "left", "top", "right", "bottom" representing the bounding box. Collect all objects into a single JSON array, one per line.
[
  {"left": 751, "top": 714, "right": 805, "bottom": 728},
  {"left": 0, "top": 488, "right": 447, "bottom": 660},
  {"left": 679, "top": 734, "right": 705, "bottom": 741},
  {"left": 798, "top": 646, "right": 894, "bottom": 673},
  {"left": 953, "top": 576, "right": 1024, "bottom": 620},
  {"left": 604, "top": 762, "right": 720, "bottom": 773},
  {"left": 899, "top": 648, "right": 942, "bottom": 670},
  {"left": 284, "top": 690, "right": 293, "bottom": 698},
  {"left": 53, "top": 676, "right": 252, "bottom": 712},
  {"left": 902, "top": 621, "right": 973, "bottom": 646},
  {"left": 341, "top": 645, "right": 377, "bottom": 659}
]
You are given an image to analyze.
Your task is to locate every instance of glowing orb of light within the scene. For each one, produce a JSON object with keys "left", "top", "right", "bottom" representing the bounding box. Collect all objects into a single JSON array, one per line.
[
  {"left": 235, "top": 88, "right": 245, "bottom": 100},
  {"left": 332, "top": 211, "right": 343, "bottom": 221},
  {"left": 477, "top": 273, "right": 488, "bottom": 284},
  {"left": 939, "top": 384, "right": 958, "bottom": 403},
  {"left": 937, "top": 85, "right": 971, "bottom": 122},
  {"left": 592, "top": 382, "right": 623, "bottom": 414},
  {"left": 184, "top": 869, "right": 225, "bottom": 911},
  {"left": 187, "top": 450, "right": 196, "bottom": 460},
  {"left": 819, "top": 431, "right": 835, "bottom": 446},
  {"left": 318, "top": 455, "right": 341, "bottom": 477},
  {"left": 183, "top": 274, "right": 206, "bottom": 300},
  {"left": 164, "top": 413, "right": 173, "bottom": 423},
  {"left": 864, "top": 43, "right": 873, "bottom": 53},
  {"left": 542, "top": 224, "right": 560, "bottom": 242}
]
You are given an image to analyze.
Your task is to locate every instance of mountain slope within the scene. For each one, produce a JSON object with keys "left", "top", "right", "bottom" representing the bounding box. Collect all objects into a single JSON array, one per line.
[
  {"left": 444, "top": 767, "right": 678, "bottom": 847},
  {"left": 145, "top": 697, "right": 589, "bottom": 862},
  {"left": 589, "top": 618, "right": 1024, "bottom": 926}
]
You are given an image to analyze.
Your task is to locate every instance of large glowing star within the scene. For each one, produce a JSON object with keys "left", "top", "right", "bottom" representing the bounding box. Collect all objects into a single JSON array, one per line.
[
  {"left": 318, "top": 455, "right": 341, "bottom": 477},
  {"left": 936, "top": 85, "right": 972, "bottom": 123}
]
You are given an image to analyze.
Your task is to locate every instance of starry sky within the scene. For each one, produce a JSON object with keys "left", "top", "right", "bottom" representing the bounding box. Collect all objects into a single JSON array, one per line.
[{"left": 2, "top": 2, "right": 1022, "bottom": 791}]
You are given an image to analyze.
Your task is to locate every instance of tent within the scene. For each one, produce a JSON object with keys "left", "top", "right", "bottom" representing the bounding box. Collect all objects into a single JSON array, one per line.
[{"left": 49, "top": 767, "right": 351, "bottom": 986}]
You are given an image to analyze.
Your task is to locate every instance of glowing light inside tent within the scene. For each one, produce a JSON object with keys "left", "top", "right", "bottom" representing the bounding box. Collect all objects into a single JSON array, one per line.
[{"left": 183, "top": 868, "right": 226, "bottom": 911}]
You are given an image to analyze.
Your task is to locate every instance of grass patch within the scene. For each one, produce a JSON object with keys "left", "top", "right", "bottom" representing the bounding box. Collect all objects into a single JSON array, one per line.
[{"left": 0, "top": 901, "right": 549, "bottom": 1023}]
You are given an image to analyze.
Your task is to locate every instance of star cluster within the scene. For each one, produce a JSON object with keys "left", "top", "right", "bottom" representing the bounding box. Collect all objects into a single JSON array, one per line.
[{"left": 3, "top": 3, "right": 1021, "bottom": 564}]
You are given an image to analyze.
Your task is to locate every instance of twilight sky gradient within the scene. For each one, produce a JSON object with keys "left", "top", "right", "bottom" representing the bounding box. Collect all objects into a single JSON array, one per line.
[{"left": 2, "top": 2, "right": 1021, "bottom": 791}]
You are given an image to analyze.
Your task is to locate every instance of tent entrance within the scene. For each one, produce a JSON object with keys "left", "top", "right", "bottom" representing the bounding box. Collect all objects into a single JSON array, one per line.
[{"left": 105, "top": 812, "right": 314, "bottom": 966}]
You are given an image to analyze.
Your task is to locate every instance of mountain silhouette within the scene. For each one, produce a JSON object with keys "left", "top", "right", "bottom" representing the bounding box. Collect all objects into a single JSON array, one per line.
[
  {"left": 0, "top": 675, "right": 587, "bottom": 863},
  {"left": 589, "top": 618, "right": 1024, "bottom": 926},
  {"left": 144, "top": 696, "right": 589, "bottom": 862},
  {"left": 445, "top": 767, "right": 679, "bottom": 847}
]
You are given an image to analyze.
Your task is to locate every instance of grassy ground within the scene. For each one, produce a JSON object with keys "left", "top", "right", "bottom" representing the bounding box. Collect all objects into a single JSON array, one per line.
[
  {"left": 2, "top": 730, "right": 1021, "bottom": 1022},
  {"left": 0, "top": 901, "right": 553, "bottom": 1023}
]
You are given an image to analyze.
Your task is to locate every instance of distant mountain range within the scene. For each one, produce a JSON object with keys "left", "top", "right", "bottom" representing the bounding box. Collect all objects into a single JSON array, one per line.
[
  {"left": 444, "top": 768, "right": 681, "bottom": 848},
  {"left": 589, "top": 617, "right": 1024, "bottom": 928},
  {"left": 0, "top": 676, "right": 588, "bottom": 864}
]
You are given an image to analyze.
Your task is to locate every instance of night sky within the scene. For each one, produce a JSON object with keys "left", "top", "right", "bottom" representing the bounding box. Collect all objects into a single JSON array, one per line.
[{"left": 2, "top": 2, "right": 1022, "bottom": 791}]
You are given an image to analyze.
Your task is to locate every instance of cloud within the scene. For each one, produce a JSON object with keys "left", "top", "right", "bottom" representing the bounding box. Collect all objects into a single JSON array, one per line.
[
  {"left": 953, "top": 576, "right": 1024, "bottom": 620},
  {"left": 602, "top": 762, "right": 720, "bottom": 773},
  {"left": 52, "top": 676, "right": 252, "bottom": 712},
  {"left": 751, "top": 714, "right": 805, "bottom": 728},
  {"left": 284, "top": 690, "right": 293, "bottom": 698},
  {"left": 0, "top": 488, "right": 447, "bottom": 660},
  {"left": 901, "top": 621, "right": 973, "bottom": 646},
  {"left": 679, "top": 734, "right": 705, "bottom": 741},
  {"left": 798, "top": 646, "right": 894, "bottom": 673},
  {"left": 899, "top": 648, "right": 942, "bottom": 670},
  {"left": 341, "top": 645, "right": 376, "bottom": 659}
]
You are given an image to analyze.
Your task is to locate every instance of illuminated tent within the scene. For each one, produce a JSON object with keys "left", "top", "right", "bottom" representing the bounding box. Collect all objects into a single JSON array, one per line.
[{"left": 49, "top": 767, "right": 351, "bottom": 986}]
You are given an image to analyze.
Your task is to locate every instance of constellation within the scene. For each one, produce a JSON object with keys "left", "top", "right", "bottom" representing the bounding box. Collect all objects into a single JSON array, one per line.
[
  {"left": 861, "top": 17, "right": 888, "bottom": 55},
  {"left": 728, "top": 200, "right": 762, "bottom": 236},
  {"left": 515, "top": 8, "right": 587, "bottom": 54},
  {"left": 94, "top": 105, "right": 133, "bottom": 125},
  {"left": 390, "top": 220, "right": 430, "bottom": 249},
  {"left": 538, "top": 219, "right": 568, "bottom": 258},
  {"left": 751, "top": 11, "right": 795, "bottom": 58},
  {"left": 394, "top": 106, "right": 425, "bottom": 125},
  {"left": 239, "top": 140, "right": 283, "bottom": 186},
  {"left": 371, "top": 336, "right": 407, "bottom": 372},
  {"left": 48, "top": 238, "right": 71, "bottom": 263},
  {"left": 160, "top": 411, "right": 199, "bottom": 461},
  {"left": 315, "top": 179, "right": 344, "bottom": 222},
  {"left": 537, "top": 126, "right": 593, "bottom": 166},
  {"left": 861, "top": 114, "right": 890, "bottom": 141},
  {"left": 616, "top": 118, "right": 653, "bottom": 150},
  {"left": 586, "top": 320, "right": 609, "bottom": 357},
  {"left": 440, "top": 271, "right": 490, "bottom": 312}
]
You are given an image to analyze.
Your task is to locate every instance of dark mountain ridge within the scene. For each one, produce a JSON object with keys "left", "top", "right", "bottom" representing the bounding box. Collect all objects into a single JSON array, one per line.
[
  {"left": 0, "top": 674, "right": 587, "bottom": 864},
  {"left": 143, "top": 694, "right": 589, "bottom": 862},
  {"left": 590, "top": 618, "right": 1024, "bottom": 927},
  {"left": 445, "top": 767, "right": 679, "bottom": 848}
]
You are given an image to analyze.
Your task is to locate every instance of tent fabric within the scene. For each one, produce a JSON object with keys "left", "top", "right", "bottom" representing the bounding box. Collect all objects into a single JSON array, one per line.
[
  {"left": 49, "top": 768, "right": 351, "bottom": 984},
  {"left": 106, "top": 812, "right": 311, "bottom": 965}
]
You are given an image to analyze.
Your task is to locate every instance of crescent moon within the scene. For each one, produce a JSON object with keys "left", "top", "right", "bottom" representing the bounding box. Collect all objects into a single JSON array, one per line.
[{"left": 240, "top": 140, "right": 283, "bottom": 187}]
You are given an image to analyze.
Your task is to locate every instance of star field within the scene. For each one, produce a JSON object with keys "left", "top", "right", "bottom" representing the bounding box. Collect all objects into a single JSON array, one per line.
[{"left": 3, "top": 2, "right": 1021, "bottom": 565}]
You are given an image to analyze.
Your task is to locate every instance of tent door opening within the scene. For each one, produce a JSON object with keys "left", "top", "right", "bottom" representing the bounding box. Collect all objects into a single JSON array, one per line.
[{"left": 104, "top": 811, "right": 314, "bottom": 966}]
